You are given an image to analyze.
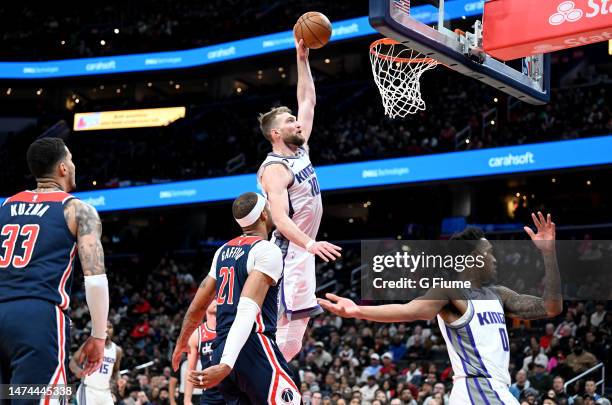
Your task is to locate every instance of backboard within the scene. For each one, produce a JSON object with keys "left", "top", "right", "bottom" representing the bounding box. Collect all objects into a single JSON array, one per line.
[{"left": 369, "top": 0, "right": 551, "bottom": 104}]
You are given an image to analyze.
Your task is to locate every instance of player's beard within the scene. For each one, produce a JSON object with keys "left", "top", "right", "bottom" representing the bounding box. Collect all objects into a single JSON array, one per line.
[{"left": 284, "top": 132, "right": 305, "bottom": 147}]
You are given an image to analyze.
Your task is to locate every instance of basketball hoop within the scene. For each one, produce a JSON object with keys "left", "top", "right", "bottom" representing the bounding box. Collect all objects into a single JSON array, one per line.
[{"left": 369, "top": 38, "right": 438, "bottom": 118}]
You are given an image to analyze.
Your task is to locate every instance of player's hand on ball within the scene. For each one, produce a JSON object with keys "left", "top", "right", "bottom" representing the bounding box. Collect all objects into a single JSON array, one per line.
[
  {"left": 295, "top": 38, "right": 309, "bottom": 60},
  {"left": 308, "top": 241, "right": 342, "bottom": 262},
  {"left": 171, "top": 339, "right": 189, "bottom": 371},
  {"left": 79, "top": 336, "right": 105, "bottom": 376},
  {"left": 318, "top": 293, "right": 360, "bottom": 318},
  {"left": 524, "top": 212, "right": 556, "bottom": 254},
  {"left": 188, "top": 365, "right": 232, "bottom": 389}
]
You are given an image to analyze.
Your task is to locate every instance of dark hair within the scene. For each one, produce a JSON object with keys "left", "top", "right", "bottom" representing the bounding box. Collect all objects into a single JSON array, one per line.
[
  {"left": 232, "top": 192, "right": 259, "bottom": 220},
  {"left": 26, "top": 138, "right": 67, "bottom": 178},
  {"left": 449, "top": 226, "right": 486, "bottom": 255}
]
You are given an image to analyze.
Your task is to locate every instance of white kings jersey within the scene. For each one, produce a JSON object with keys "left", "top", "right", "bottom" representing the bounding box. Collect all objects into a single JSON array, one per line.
[
  {"left": 258, "top": 147, "right": 323, "bottom": 240},
  {"left": 83, "top": 342, "right": 117, "bottom": 390},
  {"left": 437, "top": 288, "right": 511, "bottom": 392}
]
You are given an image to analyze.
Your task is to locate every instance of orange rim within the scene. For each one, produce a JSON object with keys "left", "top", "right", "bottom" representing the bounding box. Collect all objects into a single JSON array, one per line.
[{"left": 370, "top": 38, "right": 438, "bottom": 65}]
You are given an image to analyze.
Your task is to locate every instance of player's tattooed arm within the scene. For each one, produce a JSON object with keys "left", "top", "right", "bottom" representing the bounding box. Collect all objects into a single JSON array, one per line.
[
  {"left": 494, "top": 286, "right": 551, "bottom": 320},
  {"left": 497, "top": 212, "right": 563, "bottom": 320},
  {"left": 68, "top": 199, "right": 106, "bottom": 276}
]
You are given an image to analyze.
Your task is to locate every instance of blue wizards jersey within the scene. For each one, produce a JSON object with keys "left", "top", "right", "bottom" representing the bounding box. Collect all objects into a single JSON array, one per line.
[
  {"left": 0, "top": 191, "right": 77, "bottom": 310},
  {"left": 212, "top": 236, "right": 283, "bottom": 340}
]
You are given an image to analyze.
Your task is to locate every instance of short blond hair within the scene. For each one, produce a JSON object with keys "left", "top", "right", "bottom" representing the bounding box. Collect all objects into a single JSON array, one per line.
[{"left": 258, "top": 106, "right": 292, "bottom": 141}]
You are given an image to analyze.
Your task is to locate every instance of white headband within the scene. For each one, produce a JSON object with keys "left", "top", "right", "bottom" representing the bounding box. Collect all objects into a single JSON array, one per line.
[{"left": 235, "top": 193, "right": 267, "bottom": 228}]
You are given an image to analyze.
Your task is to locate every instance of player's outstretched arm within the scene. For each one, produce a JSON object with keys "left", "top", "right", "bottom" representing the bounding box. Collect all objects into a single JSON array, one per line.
[
  {"left": 494, "top": 212, "right": 562, "bottom": 320},
  {"left": 296, "top": 38, "right": 315, "bottom": 145},
  {"left": 172, "top": 275, "right": 216, "bottom": 371},
  {"left": 65, "top": 199, "right": 109, "bottom": 376},
  {"left": 319, "top": 292, "right": 449, "bottom": 323},
  {"left": 261, "top": 164, "right": 341, "bottom": 262}
]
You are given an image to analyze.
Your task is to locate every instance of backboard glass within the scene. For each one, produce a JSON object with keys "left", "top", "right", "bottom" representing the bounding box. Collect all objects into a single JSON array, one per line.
[{"left": 369, "top": 0, "right": 551, "bottom": 104}]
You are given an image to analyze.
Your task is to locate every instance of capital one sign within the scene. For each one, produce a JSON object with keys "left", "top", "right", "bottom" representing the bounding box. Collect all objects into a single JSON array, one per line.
[{"left": 483, "top": 0, "right": 612, "bottom": 61}]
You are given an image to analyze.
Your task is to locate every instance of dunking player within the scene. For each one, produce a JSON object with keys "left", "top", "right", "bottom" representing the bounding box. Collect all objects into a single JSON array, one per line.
[
  {"left": 257, "top": 38, "right": 342, "bottom": 362},
  {"left": 71, "top": 321, "right": 123, "bottom": 405},
  {"left": 183, "top": 301, "right": 224, "bottom": 405},
  {"left": 172, "top": 192, "right": 301, "bottom": 404},
  {"left": 320, "top": 212, "right": 562, "bottom": 405},
  {"left": 0, "top": 138, "right": 109, "bottom": 400}
]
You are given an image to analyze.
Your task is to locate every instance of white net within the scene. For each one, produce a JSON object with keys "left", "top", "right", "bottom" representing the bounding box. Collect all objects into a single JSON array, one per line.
[{"left": 370, "top": 40, "right": 438, "bottom": 118}]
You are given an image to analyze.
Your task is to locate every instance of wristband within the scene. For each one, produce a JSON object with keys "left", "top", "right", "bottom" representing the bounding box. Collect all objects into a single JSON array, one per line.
[{"left": 306, "top": 239, "right": 316, "bottom": 253}]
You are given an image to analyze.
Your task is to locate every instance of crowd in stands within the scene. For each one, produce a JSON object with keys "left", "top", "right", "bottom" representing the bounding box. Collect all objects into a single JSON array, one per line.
[
  {"left": 0, "top": 0, "right": 367, "bottom": 60},
  {"left": 66, "top": 239, "right": 611, "bottom": 405}
]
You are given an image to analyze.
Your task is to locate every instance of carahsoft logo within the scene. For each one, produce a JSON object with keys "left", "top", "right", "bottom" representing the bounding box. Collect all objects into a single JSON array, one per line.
[{"left": 549, "top": 1, "right": 584, "bottom": 25}]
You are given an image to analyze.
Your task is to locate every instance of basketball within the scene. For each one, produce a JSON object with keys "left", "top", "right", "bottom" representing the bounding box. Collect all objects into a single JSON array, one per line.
[{"left": 294, "top": 12, "right": 332, "bottom": 49}]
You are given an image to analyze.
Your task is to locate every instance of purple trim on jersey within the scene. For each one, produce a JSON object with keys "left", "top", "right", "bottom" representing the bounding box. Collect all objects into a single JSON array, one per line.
[
  {"left": 455, "top": 331, "right": 490, "bottom": 404},
  {"left": 472, "top": 377, "right": 492, "bottom": 405},
  {"left": 445, "top": 326, "right": 476, "bottom": 405},
  {"left": 466, "top": 325, "right": 505, "bottom": 404},
  {"left": 465, "top": 325, "right": 492, "bottom": 378},
  {"left": 443, "top": 300, "right": 474, "bottom": 330}
]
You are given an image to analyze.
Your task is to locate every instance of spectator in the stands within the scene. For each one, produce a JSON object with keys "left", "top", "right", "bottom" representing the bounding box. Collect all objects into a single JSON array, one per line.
[
  {"left": 590, "top": 302, "right": 606, "bottom": 328},
  {"left": 510, "top": 369, "right": 531, "bottom": 400},
  {"left": 551, "top": 376, "right": 570, "bottom": 405},
  {"left": 541, "top": 323, "right": 556, "bottom": 350},
  {"left": 360, "top": 375, "right": 379, "bottom": 405},
  {"left": 379, "top": 352, "right": 396, "bottom": 378},
  {"left": 523, "top": 347, "right": 549, "bottom": 372},
  {"left": 313, "top": 341, "right": 333, "bottom": 369},
  {"left": 530, "top": 359, "right": 553, "bottom": 394},
  {"left": 361, "top": 353, "right": 383, "bottom": 382},
  {"left": 388, "top": 334, "right": 407, "bottom": 362},
  {"left": 565, "top": 341, "right": 598, "bottom": 374}
]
